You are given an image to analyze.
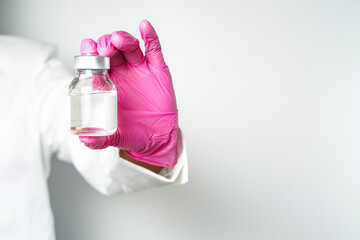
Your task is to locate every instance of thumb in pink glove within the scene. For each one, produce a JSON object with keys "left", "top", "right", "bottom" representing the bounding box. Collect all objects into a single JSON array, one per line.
[{"left": 79, "top": 20, "right": 180, "bottom": 167}]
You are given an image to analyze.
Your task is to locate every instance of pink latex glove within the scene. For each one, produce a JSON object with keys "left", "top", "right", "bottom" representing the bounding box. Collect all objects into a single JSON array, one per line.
[{"left": 79, "top": 20, "right": 180, "bottom": 167}]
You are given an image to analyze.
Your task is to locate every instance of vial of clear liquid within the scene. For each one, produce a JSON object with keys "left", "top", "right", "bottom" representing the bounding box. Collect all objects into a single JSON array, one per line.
[{"left": 68, "top": 55, "right": 117, "bottom": 136}]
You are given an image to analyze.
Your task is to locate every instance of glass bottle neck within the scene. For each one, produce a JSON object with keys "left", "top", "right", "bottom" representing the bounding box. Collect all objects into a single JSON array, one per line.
[{"left": 77, "top": 69, "right": 108, "bottom": 75}]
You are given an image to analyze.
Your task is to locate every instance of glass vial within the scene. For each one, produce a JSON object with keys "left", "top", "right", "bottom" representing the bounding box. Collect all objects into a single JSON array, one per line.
[{"left": 68, "top": 55, "right": 117, "bottom": 136}]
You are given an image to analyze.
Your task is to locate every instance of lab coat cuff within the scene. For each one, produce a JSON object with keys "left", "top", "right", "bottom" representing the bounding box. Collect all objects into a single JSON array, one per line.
[{"left": 105, "top": 136, "right": 188, "bottom": 185}]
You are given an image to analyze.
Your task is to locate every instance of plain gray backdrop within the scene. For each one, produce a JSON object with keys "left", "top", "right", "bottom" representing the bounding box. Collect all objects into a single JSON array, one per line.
[{"left": 1, "top": 0, "right": 360, "bottom": 239}]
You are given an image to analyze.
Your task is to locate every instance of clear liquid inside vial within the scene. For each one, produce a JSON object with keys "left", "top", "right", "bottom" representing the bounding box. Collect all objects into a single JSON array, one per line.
[{"left": 70, "top": 90, "right": 117, "bottom": 136}]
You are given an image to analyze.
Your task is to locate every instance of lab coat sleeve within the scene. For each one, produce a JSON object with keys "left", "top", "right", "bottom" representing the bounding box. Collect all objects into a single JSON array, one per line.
[{"left": 33, "top": 54, "right": 188, "bottom": 195}]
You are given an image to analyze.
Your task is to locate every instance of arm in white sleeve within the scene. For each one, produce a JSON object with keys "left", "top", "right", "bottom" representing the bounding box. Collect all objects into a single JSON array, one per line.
[{"left": 33, "top": 55, "right": 188, "bottom": 195}]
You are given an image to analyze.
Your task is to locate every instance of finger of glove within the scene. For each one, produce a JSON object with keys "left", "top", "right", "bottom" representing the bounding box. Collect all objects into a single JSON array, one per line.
[
  {"left": 111, "top": 31, "right": 144, "bottom": 65},
  {"left": 97, "top": 34, "right": 125, "bottom": 67},
  {"left": 80, "top": 38, "right": 98, "bottom": 56},
  {"left": 139, "top": 20, "right": 166, "bottom": 67},
  {"left": 79, "top": 136, "right": 109, "bottom": 150},
  {"left": 80, "top": 39, "right": 102, "bottom": 89}
]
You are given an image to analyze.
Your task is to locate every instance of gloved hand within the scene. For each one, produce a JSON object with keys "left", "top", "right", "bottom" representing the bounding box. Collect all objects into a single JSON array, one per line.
[{"left": 79, "top": 20, "right": 179, "bottom": 167}]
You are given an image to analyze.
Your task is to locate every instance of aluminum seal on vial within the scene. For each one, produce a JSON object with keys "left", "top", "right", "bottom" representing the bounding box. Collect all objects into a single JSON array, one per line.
[{"left": 74, "top": 55, "right": 110, "bottom": 70}]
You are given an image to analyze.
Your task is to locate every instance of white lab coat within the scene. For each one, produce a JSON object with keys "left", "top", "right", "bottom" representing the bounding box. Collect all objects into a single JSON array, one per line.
[{"left": 0, "top": 36, "right": 188, "bottom": 240}]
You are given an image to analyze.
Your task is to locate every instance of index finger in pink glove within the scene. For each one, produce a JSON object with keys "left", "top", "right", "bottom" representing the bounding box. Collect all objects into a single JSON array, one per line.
[
  {"left": 80, "top": 36, "right": 126, "bottom": 67},
  {"left": 80, "top": 38, "right": 98, "bottom": 56}
]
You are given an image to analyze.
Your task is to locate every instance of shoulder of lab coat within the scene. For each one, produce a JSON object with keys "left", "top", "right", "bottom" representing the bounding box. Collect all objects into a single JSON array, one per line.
[{"left": 2, "top": 36, "right": 188, "bottom": 195}]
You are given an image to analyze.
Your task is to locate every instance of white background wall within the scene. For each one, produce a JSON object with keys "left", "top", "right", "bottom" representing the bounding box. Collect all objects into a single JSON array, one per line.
[{"left": 1, "top": 0, "right": 360, "bottom": 239}]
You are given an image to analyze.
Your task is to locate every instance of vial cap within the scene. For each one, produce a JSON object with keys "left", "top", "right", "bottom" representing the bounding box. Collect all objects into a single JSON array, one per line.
[{"left": 74, "top": 55, "right": 110, "bottom": 69}]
